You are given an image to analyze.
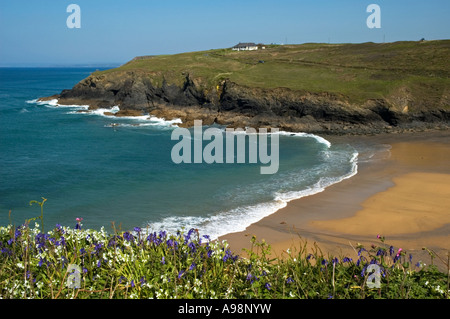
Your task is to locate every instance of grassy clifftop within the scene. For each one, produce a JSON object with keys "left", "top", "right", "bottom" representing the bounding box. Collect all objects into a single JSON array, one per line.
[{"left": 95, "top": 40, "right": 450, "bottom": 109}]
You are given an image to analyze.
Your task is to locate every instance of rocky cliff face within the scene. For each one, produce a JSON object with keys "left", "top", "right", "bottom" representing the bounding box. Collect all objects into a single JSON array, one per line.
[{"left": 42, "top": 71, "right": 449, "bottom": 135}]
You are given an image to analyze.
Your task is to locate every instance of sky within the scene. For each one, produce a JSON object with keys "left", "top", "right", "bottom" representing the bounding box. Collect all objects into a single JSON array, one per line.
[{"left": 0, "top": 0, "right": 449, "bottom": 66}]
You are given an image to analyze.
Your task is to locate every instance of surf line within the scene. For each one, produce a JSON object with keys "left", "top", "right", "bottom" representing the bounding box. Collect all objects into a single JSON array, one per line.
[{"left": 170, "top": 120, "right": 279, "bottom": 174}]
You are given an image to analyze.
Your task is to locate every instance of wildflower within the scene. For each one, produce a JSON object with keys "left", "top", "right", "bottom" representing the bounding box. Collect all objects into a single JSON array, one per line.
[
  {"left": 342, "top": 257, "right": 352, "bottom": 263},
  {"left": 286, "top": 277, "right": 294, "bottom": 284},
  {"left": 108, "top": 237, "right": 117, "bottom": 247},
  {"left": 222, "top": 249, "right": 236, "bottom": 262},
  {"left": 188, "top": 241, "right": 197, "bottom": 253},
  {"left": 389, "top": 246, "right": 395, "bottom": 256},
  {"left": 178, "top": 270, "right": 185, "bottom": 279},
  {"left": 97, "top": 260, "right": 101, "bottom": 268},
  {"left": 358, "top": 247, "right": 367, "bottom": 256},
  {"left": 396, "top": 248, "right": 403, "bottom": 257},
  {"left": 131, "top": 280, "right": 135, "bottom": 288},
  {"left": 376, "top": 249, "right": 385, "bottom": 256},
  {"left": 14, "top": 228, "right": 21, "bottom": 240},
  {"left": 75, "top": 218, "right": 83, "bottom": 230},
  {"left": 119, "top": 276, "right": 126, "bottom": 284},
  {"left": 123, "top": 232, "right": 134, "bottom": 242},
  {"left": 361, "top": 265, "right": 368, "bottom": 277},
  {"left": 134, "top": 227, "right": 141, "bottom": 233},
  {"left": 161, "top": 256, "right": 165, "bottom": 264},
  {"left": 265, "top": 283, "right": 271, "bottom": 291},
  {"left": 189, "top": 263, "right": 196, "bottom": 271}
]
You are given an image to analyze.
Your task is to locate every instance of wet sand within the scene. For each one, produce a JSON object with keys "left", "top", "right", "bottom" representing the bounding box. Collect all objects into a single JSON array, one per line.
[{"left": 220, "top": 130, "right": 450, "bottom": 269}]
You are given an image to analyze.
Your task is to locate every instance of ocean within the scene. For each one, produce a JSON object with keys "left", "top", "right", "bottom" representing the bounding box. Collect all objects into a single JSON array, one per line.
[{"left": 0, "top": 67, "right": 368, "bottom": 239}]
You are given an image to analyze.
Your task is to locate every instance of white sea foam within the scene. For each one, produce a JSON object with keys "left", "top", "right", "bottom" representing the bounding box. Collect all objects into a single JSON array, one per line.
[
  {"left": 28, "top": 98, "right": 90, "bottom": 109},
  {"left": 29, "top": 98, "right": 182, "bottom": 128},
  {"left": 145, "top": 149, "right": 359, "bottom": 240},
  {"left": 276, "top": 131, "right": 332, "bottom": 148}
]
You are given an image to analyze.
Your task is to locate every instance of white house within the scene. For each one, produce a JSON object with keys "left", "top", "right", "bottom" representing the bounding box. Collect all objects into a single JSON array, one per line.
[{"left": 232, "top": 42, "right": 259, "bottom": 51}]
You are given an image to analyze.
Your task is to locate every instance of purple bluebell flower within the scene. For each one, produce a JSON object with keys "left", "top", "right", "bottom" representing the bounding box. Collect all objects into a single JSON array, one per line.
[
  {"left": 286, "top": 277, "right": 294, "bottom": 284},
  {"left": 389, "top": 246, "right": 395, "bottom": 256},
  {"left": 265, "top": 283, "right": 271, "bottom": 290},
  {"left": 123, "top": 231, "right": 134, "bottom": 242},
  {"left": 108, "top": 237, "right": 117, "bottom": 247},
  {"left": 188, "top": 242, "right": 197, "bottom": 253},
  {"left": 358, "top": 248, "right": 367, "bottom": 256},
  {"left": 361, "top": 265, "right": 368, "bottom": 277},
  {"left": 342, "top": 257, "right": 352, "bottom": 263}
]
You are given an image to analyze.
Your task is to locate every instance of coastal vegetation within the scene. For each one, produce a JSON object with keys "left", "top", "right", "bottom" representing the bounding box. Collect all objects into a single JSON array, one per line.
[
  {"left": 1, "top": 199, "right": 448, "bottom": 299},
  {"left": 47, "top": 40, "right": 450, "bottom": 135},
  {"left": 103, "top": 40, "right": 450, "bottom": 107}
]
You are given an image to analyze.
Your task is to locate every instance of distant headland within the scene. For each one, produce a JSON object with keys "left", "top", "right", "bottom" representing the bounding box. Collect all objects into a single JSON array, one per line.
[{"left": 39, "top": 40, "right": 450, "bottom": 135}]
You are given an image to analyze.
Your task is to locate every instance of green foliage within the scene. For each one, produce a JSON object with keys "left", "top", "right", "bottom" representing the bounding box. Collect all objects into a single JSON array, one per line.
[
  {"left": 94, "top": 40, "right": 450, "bottom": 107},
  {"left": 0, "top": 204, "right": 449, "bottom": 299}
]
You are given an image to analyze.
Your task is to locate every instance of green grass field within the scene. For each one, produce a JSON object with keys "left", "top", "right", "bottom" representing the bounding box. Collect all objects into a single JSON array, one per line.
[{"left": 95, "top": 40, "right": 450, "bottom": 108}]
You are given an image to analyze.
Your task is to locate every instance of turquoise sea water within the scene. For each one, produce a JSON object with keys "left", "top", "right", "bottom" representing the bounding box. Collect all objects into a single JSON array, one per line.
[{"left": 0, "top": 68, "right": 363, "bottom": 239}]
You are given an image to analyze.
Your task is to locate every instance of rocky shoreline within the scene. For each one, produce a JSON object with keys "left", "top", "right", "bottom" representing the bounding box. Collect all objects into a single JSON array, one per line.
[{"left": 39, "top": 71, "right": 450, "bottom": 135}]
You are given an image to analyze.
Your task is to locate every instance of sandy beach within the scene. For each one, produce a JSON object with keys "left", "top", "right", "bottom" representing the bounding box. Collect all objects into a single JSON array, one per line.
[{"left": 220, "top": 130, "right": 450, "bottom": 270}]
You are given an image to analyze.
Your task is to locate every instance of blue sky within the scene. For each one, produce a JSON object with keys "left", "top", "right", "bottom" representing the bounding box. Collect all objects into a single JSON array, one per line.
[{"left": 0, "top": 0, "right": 449, "bottom": 66}]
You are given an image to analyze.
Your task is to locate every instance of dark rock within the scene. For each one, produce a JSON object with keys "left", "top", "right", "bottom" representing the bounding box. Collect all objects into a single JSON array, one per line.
[{"left": 39, "top": 71, "right": 449, "bottom": 135}]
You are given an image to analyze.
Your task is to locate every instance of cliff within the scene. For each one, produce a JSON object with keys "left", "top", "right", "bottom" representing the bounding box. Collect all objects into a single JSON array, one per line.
[{"left": 40, "top": 40, "right": 450, "bottom": 135}]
